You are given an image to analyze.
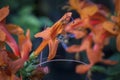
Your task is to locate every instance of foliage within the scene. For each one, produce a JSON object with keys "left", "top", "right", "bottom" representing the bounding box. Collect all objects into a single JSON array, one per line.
[{"left": 11, "top": 6, "right": 53, "bottom": 38}]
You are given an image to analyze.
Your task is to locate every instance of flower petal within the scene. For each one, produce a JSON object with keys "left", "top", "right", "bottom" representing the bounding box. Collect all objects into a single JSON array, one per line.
[
  {"left": 18, "top": 34, "right": 26, "bottom": 48},
  {"left": 48, "top": 39, "right": 59, "bottom": 60},
  {"left": 34, "top": 12, "right": 72, "bottom": 57},
  {"left": 0, "top": 24, "right": 20, "bottom": 57},
  {"left": 34, "top": 28, "right": 51, "bottom": 40},
  {"left": 34, "top": 40, "right": 48, "bottom": 57},
  {"left": 0, "top": 6, "right": 9, "bottom": 22},
  {"left": 20, "top": 29, "right": 32, "bottom": 61},
  {"left": 6, "top": 24, "right": 24, "bottom": 35},
  {"left": 103, "top": 21, "right": 119, "bottom": 35},
  {"left": 0, "top": 29, "right": 6, "bottom": 41},
  {"left": 69, "top": 0, "right": 80, "bottom": 11},
  {"left": 76, "top": 64, "right": 92, "bottom": 74}
]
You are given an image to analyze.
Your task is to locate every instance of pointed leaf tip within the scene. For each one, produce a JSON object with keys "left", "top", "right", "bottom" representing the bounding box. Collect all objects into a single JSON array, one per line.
[{"left": 0, "top": 6, "right": 9, "bottom": 21}]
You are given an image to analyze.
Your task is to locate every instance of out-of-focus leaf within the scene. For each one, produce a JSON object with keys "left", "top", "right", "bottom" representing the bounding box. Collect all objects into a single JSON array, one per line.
[
  {"left": 11, "top": 6, "right": 40, "bottom": 38},
  {"left": 20, "top": 29, "right": 32, "bottom": 61},
  {"left": 81, "top": 5, "right": 98, "bottom": 18},
  {"left": 35, "top": 28, "right": 51, "bottom": 40},
  {"left": 69, "top": 0, "right": 80, "bottom": 11},
  {"left": 48, "top": 39, "right": 59, "bottom": 60},
  {"left": 76, "top": 64, "right": 92, "bottom": 74},
  {"left": 12, "top": 14, "right": 40, "bottom": 37},
  {"left": 91, "top": 66, "right": 106, "bottom": 73},
  {"left": 0, "top": 6, "right": 9, "bottom": 21},
  {"left": 106, "top": 64, "right": 120, "bottom": 76},
  {"left": 0, "top": 50, "right": 23, "bottom": 80},
  {"left": 11, "top": 5, "right": 53, "bottom": 38},
  {"left": 102, "top": 21, "right": 119, "bottom": 35},
  {"left": 6, "top": 24, "right": 24, "bottom": 35},
  {"left": 25, "top": 64, "right": 36, "bottom": 72},
  {"left": 0, "top": 29, "right": 6, "bottom": 41},
  {"left": 0, "top": 23, "right": 20, "bottom": 57}
]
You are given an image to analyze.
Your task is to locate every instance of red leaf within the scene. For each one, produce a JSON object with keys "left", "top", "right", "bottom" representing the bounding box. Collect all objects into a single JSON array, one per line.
[{"left": 0, "top": 24, "right": 20, "bottom": 57}]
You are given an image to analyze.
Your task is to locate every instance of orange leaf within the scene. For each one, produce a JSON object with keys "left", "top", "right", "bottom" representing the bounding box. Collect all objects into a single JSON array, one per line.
[
  {"left": 0, "top": 24, "right": 20, "bottom": 57},
  {"left": 102, "top": 21, "right": 119, "bottom": 35},
  {"left": 69, "top": 0, "right": 81, "bottom": 11},
  {"left": 81, "top": 5, "right": 98, "bottom": 18},
  {"left": 0, "top": 6, "right": 9, "bottom": 22},
  {"left": 69, "top": 0, "right": 99, "bottom": 19},
  {"left": 20, "top": 29, "right": 32, "bottom": 60},
  {"left": 34, "top": 28, "right": 51, "bottom": 40},
  {"left": 48, "top": 39, "right": 59, "bottom": 60},
  {"left": 18, "top": 34, "right": 26, "bottom": 48},
  {"left": 6, "top": 24, "right": 24, "bottom": 35},
  {"left": 0, "top": 29, "right": 6, "bottom": 41},
  {"left": 34, "top": 40, "right": 48, "bottom": 56},
  {"left": 76, "top": 64, "right": 92, "bottom": 74}
]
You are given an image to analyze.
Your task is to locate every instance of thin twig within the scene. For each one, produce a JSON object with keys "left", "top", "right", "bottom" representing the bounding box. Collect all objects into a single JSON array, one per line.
[{"left": 39, "top": 59, "right": 87, "bottom": 66}]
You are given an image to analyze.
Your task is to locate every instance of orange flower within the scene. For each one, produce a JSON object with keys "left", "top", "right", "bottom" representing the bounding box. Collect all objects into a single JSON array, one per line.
[
  {"left": 19, "top": 29, "right": 32, "bottom": 61},
  {"left": 33, "top": 12, "right": 72, "bottom": 60},
  {"left": 0, "top": 6, "right": 20, "bottom": 57},
  {"left": 6, "top": 24, "right": 32, "bottom": 60},
  {"left": 0, "top": 50, "right": 24, "bottom": 80},
  {"left": 0, "top": 6, "right": 9, "bottom": 22},
  {"left": 0, "top": 6, "right": 32, "bottom": 59},
  {"left": 69, "top": 0, "right": 98, "bottom": 18}
]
